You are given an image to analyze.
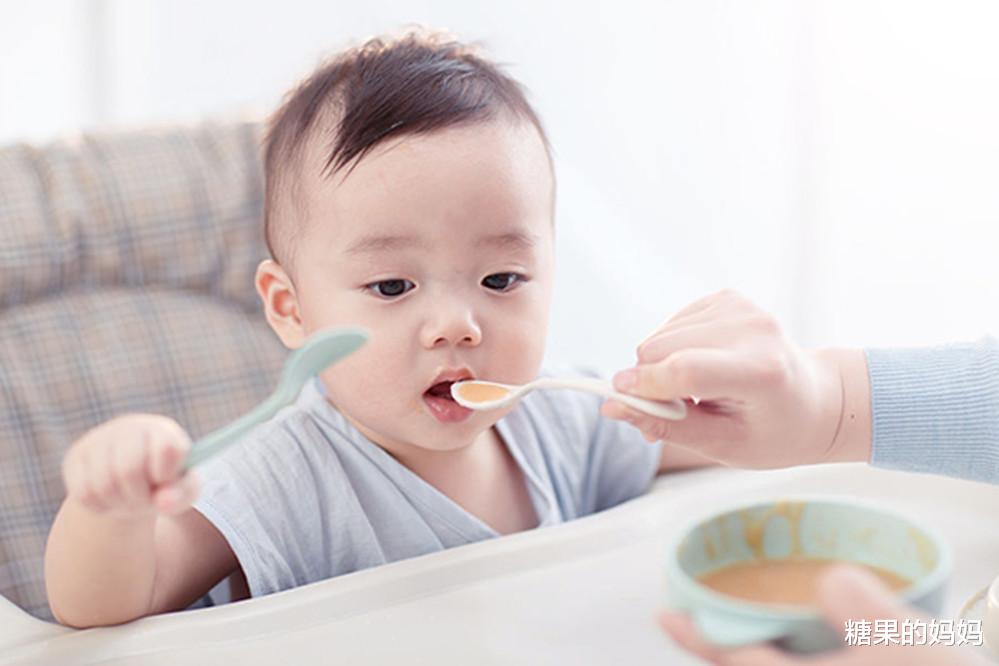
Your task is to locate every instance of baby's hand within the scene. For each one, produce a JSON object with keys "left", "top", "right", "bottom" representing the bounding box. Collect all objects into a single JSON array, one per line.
[{"left": 61, "top": 414, "right": 200, "bottom": 516}]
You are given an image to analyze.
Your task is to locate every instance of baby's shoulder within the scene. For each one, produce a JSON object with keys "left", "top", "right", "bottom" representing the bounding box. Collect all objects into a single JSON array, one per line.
[{"left": 205, "top": 395, "right": 350, "bottom": 478}]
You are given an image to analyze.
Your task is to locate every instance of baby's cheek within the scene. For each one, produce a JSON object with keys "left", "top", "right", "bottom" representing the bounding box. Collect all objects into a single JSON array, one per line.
[
  {"left": 321, "top": 348, "right": 397, "bottom": 405},
  {"left": 322, "top": 373, "right": 399, "bottom": 436},
  {"left": 496, "top": 323, "right": 546, "bottom": 381}
]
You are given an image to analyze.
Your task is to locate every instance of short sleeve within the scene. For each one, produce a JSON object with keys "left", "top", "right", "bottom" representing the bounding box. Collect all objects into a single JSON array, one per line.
[{"left": 191, "top": 418, "right": 334, "bottom": 597}]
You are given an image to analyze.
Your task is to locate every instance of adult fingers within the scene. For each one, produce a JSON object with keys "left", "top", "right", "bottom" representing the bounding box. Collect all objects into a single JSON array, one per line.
[
  {"left": 658, "top": 612, "right": 726, "bottom": 662},
  {"left": 636, "top": 321, "right": 746, "bottom": 365},
  {"left": 636, "top": 290, "right": 762, "bottom": 362},
  {"left": 815, "top": 565, "right": 918, "bottom": 628},
  {"left": 601, "top": 399, "right": 745, "bottom": 451},
  {"left": 658, "top": 612, "right": 799, "bottom": 666},
  {"left": 615, "top": 348, "right": 768, "bottom": 403},
  {"left": 636, "top": 292, "right": 725, "bottom": 348}
]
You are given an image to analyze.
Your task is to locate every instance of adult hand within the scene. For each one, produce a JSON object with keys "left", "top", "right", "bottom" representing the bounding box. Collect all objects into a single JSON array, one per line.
[
  {"left": 658, "top": 565, "right": 990, "bottom": 665},
  {"left": 601, "top": 290, "right": 871, "bottom": 468}
]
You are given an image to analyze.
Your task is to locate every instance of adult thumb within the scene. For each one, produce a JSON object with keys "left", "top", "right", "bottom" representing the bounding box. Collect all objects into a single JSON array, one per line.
[{"left": 816, "top": 564, "right": 918, "bottom": 629}]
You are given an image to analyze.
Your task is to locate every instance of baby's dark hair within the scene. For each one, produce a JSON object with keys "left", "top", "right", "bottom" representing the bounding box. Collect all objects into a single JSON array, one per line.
[{"left": 263, "top": 30, "right": 551, "bottom": 272}]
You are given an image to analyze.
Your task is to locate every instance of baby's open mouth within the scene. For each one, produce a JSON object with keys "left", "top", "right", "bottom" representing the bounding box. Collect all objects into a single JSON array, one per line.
[
  {"left": 424, "top": 381, "right": 457, "bottom": 401},
  {"left": 422, "top": 376, "right": 474, "bottom": 423}
]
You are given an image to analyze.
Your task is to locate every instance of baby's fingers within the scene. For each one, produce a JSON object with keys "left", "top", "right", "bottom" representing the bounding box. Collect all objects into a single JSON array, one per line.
[
  {"left": 111, "top": 433, "right": 152, "bottom": 506},
  {"left": 152, "top": 472, "right": 201, "bottom": 515},
  {"left": 62, "top": 447, "right": 110, "bottom": 512},
  {"left": 144, "top": 419, "right": 198, "bottom": 514},
  {"left": 146, "top": 418, "right": 193, "bottom": 486}
]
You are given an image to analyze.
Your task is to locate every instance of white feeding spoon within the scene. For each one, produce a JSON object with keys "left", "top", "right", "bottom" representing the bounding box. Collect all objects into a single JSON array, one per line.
[{"left": 451, "top": 377, "right": 686, "bottom": 420}]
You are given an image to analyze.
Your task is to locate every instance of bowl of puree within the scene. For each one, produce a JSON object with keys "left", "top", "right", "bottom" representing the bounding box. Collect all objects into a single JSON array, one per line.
[{"left": 664, "top": 497, "right": 951, "bottom": 653}]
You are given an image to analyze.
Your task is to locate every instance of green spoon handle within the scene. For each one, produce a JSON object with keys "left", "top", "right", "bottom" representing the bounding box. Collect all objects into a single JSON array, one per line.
[{"left": 181, "top": 390, "right": 289, "bottom": 471}]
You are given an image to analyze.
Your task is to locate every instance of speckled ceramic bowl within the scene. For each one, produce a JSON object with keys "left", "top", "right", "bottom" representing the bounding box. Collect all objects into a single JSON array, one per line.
[{"left": 665, "top": 497, "right": 951, "bottom": 653}]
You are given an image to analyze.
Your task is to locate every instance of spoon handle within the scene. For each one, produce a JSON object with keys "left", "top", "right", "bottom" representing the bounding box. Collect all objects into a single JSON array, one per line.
[
  {"left": 535, "top": 377, "right": 687, "bottom": 420},
  {"left": 181, "top": 390, "right": 290, "bottom": 470}
]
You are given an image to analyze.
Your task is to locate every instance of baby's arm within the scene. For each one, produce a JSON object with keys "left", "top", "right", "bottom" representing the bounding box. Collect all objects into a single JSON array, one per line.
[{"left": 44, "top": 415, "right": 238, "bottom": 628}]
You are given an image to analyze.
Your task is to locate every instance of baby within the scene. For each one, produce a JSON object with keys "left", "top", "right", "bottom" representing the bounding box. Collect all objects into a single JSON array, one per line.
[{"left": 44, "top": 31, "right": 707, "bottom": 628}]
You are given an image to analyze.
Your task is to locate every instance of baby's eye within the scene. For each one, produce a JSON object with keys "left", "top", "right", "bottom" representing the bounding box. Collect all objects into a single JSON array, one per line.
[
  {"left": 482, "top": 273, "right": 524, "bottom": 292},
  {"left": 367, "top": 279, "right": 415, "bottom": 299}
]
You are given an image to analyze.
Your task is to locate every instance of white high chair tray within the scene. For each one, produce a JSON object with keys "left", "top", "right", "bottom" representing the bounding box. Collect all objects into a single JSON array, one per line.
[{"left": 3, "top": 464, "right": 998, "bottom": 665}]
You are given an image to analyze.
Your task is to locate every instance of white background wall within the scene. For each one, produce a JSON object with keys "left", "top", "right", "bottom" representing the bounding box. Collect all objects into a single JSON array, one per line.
[{"left": 2, "top": 0, "right": 998, "bottom": 374}]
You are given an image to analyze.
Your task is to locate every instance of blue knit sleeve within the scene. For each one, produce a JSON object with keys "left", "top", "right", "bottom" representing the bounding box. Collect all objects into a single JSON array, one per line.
[{"left": 866, "top": 337, "right": 999, "bottom": 484}]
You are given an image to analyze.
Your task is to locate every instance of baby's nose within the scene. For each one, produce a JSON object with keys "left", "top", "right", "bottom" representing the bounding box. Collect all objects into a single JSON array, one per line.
[{"left": 420, "top": 303, "right": 482, "bottom": 348}]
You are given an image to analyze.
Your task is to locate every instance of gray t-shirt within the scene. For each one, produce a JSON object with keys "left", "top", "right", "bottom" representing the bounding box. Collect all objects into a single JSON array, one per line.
[{"left": 193, "top": 372, "right": 663, "bottom": 598}]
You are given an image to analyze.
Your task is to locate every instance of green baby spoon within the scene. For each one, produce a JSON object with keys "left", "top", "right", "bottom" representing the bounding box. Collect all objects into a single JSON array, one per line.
[{"left": 182, "top": 327, "right": 369, "bottom": 470}]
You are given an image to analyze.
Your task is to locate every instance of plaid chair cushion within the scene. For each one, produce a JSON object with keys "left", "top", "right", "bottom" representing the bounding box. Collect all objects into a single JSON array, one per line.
[{"left": 0, "top": 121, "right": 286, "bottom": 620}]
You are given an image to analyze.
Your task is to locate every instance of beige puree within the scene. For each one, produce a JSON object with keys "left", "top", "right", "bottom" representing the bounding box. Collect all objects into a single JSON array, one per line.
[
  {"left": 698, "top": 557, "right": 911, "bottom": 606},
  {"left": 455, "top": 383, "right": 511, "bottom": 403}
]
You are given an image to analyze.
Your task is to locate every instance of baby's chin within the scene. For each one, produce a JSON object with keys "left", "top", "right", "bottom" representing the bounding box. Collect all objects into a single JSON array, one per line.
[
  {"left": 335, "top": 401, "right": 500, "bottom": 454},
  {"left": 403, "top": 413, "right": 502, "bottom": 452}
]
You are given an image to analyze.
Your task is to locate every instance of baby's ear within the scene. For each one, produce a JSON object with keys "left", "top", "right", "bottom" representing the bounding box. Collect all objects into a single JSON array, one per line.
[{"left": 255, "top": 260, "right": 306, "bottom": 349}]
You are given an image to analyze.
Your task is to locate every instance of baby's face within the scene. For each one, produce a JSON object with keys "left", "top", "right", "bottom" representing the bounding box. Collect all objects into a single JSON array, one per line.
[{"left": 291, "top": 119, "right": 554, "bottom": 456}]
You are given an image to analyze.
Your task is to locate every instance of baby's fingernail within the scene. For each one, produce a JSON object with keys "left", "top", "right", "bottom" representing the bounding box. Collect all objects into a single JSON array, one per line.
[{"left": 613, "top": 368, "right": 637, "bottom": 391}]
